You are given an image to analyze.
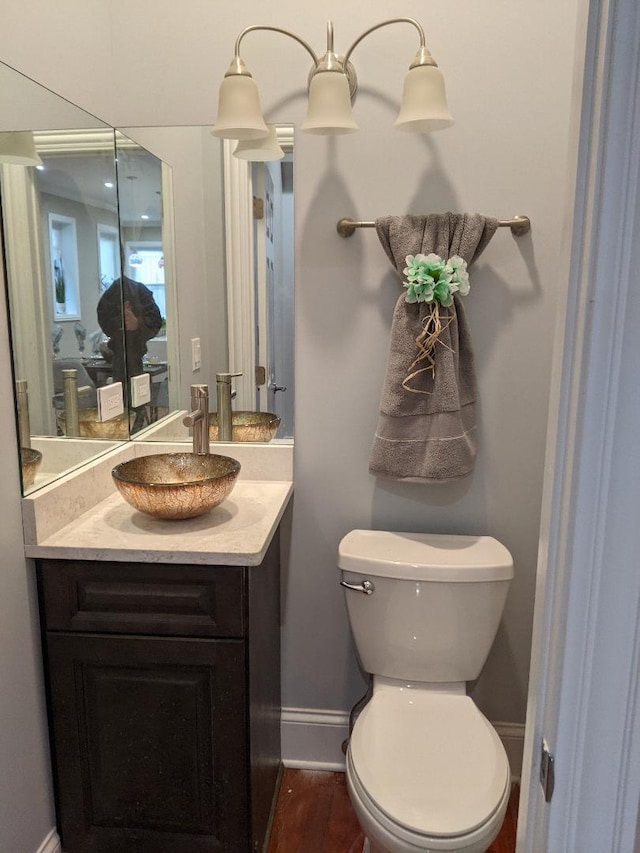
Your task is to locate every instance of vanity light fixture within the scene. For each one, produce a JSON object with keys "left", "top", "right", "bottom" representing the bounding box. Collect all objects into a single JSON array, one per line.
[
  {"left": 0, "top": 130, "right": 43, "bottom": 166},
  {"left": 212, "top": 17, "right": 453, "bottom": 142}
]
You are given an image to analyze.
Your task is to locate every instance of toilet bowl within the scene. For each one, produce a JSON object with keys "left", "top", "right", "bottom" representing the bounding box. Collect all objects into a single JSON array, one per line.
[
  {"left": 345, "top": 683, "right": 510, "bottom": 852},
  {"left": 338, "top": 530, "right": 514, "bottom": 853}
]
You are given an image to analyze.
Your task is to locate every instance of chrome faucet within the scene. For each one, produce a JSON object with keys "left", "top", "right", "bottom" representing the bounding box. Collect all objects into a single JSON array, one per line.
[
  {"left": 183, "top": 384, "right": 210, "bottom": 454},
  {"left": 61, "top": 369, "right": 92, "bottom": 438},
  {"left": 215, "top": 372, "right": 242, "bottom": 441}
]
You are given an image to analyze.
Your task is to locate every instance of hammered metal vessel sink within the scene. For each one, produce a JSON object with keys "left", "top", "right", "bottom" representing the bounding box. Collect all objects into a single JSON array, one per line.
[
  {"left": 208, "top": 411, "right": 281, "bottom": 443},
  {"left": 21, "top": 447, "right": 42, "bottom": 488},
  {"left": 57, "top": 408, "right": 134, "bottom": 439},
  {"left": 112, "top": 452, "right": 240, "bottom": 520}
]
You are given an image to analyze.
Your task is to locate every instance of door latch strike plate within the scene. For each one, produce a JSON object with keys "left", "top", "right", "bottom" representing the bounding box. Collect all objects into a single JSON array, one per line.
[{"left": 540, "top": 738, "right": 555, "bottom": 802}]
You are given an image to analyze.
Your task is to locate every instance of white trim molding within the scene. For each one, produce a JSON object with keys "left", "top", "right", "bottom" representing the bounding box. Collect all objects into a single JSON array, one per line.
[
  {"left": 281, "top": 707, "right": 349, "bottom": 772},
  {"left": 222, "top": 139, "right": 256, "bottom": 411},
  {"left": 518, "top": 0, "right": 640, "bottom": 849},
  {"left": 493, "top": 722, "right": 526, "bottom": 784},
  {"left": 36, "top": 828, "right": 61, "bottom": 853},
  {"left": 281, "top": 707, "right": 525, "bottom": 780}
]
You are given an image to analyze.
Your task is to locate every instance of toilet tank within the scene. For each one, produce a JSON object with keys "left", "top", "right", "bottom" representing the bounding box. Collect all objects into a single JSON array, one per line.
[{"left": 338, "top": 531, "right": 513, "bottom": 683}]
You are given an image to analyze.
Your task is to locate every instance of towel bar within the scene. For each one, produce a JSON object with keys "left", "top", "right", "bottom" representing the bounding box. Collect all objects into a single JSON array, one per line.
[{"left": 337, "top": 214, "right": 531, "bottom": 238}]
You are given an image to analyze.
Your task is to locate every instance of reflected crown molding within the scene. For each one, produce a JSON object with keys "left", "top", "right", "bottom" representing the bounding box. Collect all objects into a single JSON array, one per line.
[
  {"left": 33, "top": 129, "right": 138, "bottom": 154},
  {"left": 276, "top": 126, "right": 294, "bottom": 153}
]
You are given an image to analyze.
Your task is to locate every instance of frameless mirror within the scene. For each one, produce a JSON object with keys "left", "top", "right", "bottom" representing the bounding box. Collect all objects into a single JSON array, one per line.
[
  {"left": 121, "top": 126, "right": 294, "bottom": 445},
  {"left": 111, "top": 130, "right": 178, "bottom": 433},
  {"left": 0, "top": 63, "right": 129, "bottom": 493},
  {"left": 0, "top": 61, "right": 294, "bottom": 496}
]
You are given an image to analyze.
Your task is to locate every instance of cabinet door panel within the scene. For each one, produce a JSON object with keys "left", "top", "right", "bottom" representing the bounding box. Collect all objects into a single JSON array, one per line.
[
  {"left": 39, "top": 560, "right": 244, "bottom": 637},
  {"left": 46, "top": 633, "right": 248, "bottom": 853}
]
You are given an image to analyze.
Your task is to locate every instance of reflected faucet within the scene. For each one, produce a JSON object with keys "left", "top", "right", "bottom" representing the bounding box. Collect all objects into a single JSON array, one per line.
[
  {"left": 16, "top": 379, "right": 31, "bottom": 449},
  {"left": 183, "top": 384, "right": 210, "bottom": 455},
  {"left": 216, "top": 372, "right": 242, "bottom": 441},
  {"left": 61, "top": 369, "right": 92, "bottom": 437}
]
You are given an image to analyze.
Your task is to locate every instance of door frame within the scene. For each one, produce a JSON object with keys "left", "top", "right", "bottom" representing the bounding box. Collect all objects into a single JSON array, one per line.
[
  {"left": 518, "top": 0, "right": 640, "bottom": 848},
  {"left": 222, "top": 128, "right": 294, "bottom": 416},
  {"left": 222, "top": 139, "right": 256, "bottom": 411}
]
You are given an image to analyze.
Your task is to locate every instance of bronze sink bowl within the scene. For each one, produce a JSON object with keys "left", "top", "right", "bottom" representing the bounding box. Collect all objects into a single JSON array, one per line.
[
  {"left": 208, "top": 411, "right": 281, "bottom": 443},
  {"left": 112, "top": 452, "right": 241, "bottom": 520},
  {"left": 21, "top": 447, "right": 43, "bottom": 488},
  {"left": 57, "top": 408, "right": 135, "bottom": 439}
]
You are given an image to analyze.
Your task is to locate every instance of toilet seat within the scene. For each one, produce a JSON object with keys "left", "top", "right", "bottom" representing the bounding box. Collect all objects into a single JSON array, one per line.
[{"left": 349, "top": 690, "right": 510, "bottom": 839}]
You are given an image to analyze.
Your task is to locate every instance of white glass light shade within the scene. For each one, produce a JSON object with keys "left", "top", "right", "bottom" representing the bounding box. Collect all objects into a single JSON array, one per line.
[
  {"left": 233, "top": 127, "right": 284, "bottom": 161},
  {"left": 395, "top": 65, "right": 454, "bottom": 132},
  {"left": 211, "top": 74, "right": 269, "bottom": 140},
  {"left": 0, "top": 131, "right": 42, "bottom": 166},
  {"left": 301, "top": 71, "right": 358, "bottom": 135}
]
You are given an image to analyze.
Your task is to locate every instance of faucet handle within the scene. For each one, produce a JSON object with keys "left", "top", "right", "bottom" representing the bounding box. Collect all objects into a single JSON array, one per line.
[{"left": 216, "top": 372, "right": 243, "bottom": 382}]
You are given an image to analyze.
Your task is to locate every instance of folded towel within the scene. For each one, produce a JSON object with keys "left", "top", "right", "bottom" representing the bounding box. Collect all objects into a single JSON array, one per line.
[{"left": 370, "top": 213, "right": 498, "bottom": 482}]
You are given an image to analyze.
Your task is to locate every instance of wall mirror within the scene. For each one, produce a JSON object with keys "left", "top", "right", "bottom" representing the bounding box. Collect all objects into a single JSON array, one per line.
[
  {"left": 0, "top": 63, "right": 128, "bottom": 494},
  {"left": 0, "top": 61, "right": 294, "bottom": 496},
  {"left": 122, "top": 125, "right": 294, "bottom": 446}
]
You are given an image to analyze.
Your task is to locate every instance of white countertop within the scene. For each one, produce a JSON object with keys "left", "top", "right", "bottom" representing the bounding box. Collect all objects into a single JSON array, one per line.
[{"left": 23, "top": 441, "right": 293, "bottom": 566}]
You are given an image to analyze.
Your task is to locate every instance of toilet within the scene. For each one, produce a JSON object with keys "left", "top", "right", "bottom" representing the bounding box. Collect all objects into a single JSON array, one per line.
[{"left": 339, "top": 530, "right": 514, "bottom": 853}]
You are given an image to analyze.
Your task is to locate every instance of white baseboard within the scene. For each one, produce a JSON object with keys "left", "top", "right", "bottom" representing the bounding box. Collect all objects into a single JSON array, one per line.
[
  {"left": 493, "top": 721, "right": 526, "bottom": 783},
  {"left": 282, "top": 707, "right": 350, "bottom": 771},
  {"left": 281, "top": 707, "right": 526, "bottom": 781},
  {"left": 36, "top": 828, "right": 61, "bottom": 853}
]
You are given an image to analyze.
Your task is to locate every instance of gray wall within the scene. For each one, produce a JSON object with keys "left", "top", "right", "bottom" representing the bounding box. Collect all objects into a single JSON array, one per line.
[
  {"left": 0, "top": 0, "right": 583, "bottom": 848},
  {"left": 0, "top": 223, "right": 57, "bottom": 853}
]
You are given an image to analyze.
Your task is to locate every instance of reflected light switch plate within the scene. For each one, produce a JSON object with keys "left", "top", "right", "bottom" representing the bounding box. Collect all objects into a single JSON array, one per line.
[
  {"left": 191, "top": 337, "right": 201, "bottom": 371},
  {"left": 97, "top": 382, "right": 124, "bottom": 421},
  {"left": 131, "top": 373, "right": 151, "bottom": 408}
]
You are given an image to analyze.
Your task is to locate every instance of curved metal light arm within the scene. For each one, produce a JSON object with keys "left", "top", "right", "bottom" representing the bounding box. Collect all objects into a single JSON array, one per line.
[
  {"left": 344, "top": 17, "right": 436, "bottom": 69},
  {"left": 233, "top": 24, "right": 320, "bottom": 70}
]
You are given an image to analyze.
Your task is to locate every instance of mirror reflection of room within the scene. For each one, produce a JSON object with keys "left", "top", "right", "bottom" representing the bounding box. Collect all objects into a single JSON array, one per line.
[
  {"left": 35, "top": 133, "right": 129, "bottom": 438},
  {"left": 1, "top": 126, "right": 126, "bottom": 491},
  {"left": 110, "top": 133, "right": 171, "bottom": 433},
  {"left": 0, "top": 120, "right": 176, "bottom": 491},
  {"left": 119, "top": 124, "right": 294, "bottom": 445},
  {"left": 2, "top": 133, "right": 171, "bottom": 437}
]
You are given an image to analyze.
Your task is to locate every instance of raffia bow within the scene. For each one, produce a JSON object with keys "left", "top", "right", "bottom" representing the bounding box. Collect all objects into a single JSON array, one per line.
[{"left": 401, "top": 302, "right": 455, "bottom": 395}]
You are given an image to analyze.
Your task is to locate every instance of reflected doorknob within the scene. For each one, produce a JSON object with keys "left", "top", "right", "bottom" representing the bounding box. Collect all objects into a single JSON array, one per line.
[{"left": 272, "top": 384, "right": 287, "bottom": 393}]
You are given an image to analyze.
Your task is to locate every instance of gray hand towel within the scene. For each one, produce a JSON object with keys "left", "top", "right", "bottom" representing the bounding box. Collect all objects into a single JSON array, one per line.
[{"left": 370, "top": 213, "right": 498, "bottom": 481}]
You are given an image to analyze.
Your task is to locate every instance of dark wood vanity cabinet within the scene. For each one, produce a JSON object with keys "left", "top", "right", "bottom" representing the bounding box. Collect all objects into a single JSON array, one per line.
[{"left": 36, "top": 533, "right": 282, "bottom": 853}]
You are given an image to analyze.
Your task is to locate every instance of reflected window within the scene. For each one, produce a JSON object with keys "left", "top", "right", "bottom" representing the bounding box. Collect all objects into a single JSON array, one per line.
[
  {"left": 98, "top": 223, "right": 120, "bottom": 291},
  {"left": 49, "top": 213, "right": 80, "bottom": 319}
]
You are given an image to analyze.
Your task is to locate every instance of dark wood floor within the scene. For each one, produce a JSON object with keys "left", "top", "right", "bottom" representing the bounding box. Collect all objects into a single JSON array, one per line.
[{"left": 268, "top": 768, "right": 519, "bottom": 853}]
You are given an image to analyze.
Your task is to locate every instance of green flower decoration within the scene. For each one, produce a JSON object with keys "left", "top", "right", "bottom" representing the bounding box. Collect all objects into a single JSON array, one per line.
[{"left": 402, "top": 253, "right": 469, "bottom": 305}]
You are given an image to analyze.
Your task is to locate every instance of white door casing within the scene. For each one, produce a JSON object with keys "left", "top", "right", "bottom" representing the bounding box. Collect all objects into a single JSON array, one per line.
[{"left": 518, "top": 0, "right": 640, "bottom": 849}]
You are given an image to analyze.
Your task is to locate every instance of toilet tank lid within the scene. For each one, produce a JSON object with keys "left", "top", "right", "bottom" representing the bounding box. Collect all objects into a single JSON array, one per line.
[{"left": 338, "top": 530, "right": 513, "bottom": 581}]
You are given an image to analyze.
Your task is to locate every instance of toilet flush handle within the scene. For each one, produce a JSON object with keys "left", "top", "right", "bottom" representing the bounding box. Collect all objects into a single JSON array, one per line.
[{"left": 340, "top": 579, "right": 375, "bottom": 595}]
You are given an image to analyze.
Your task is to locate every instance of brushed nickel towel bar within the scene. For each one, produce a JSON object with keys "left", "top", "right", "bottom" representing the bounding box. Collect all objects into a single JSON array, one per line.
[{"left": 337, "top": 214, "right": 531, "bottom": 238}]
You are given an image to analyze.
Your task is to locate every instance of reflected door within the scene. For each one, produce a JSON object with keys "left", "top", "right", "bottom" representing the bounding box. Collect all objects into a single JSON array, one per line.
[{"left": 253, "top": 159, "right": 294, "bottom": 438}]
